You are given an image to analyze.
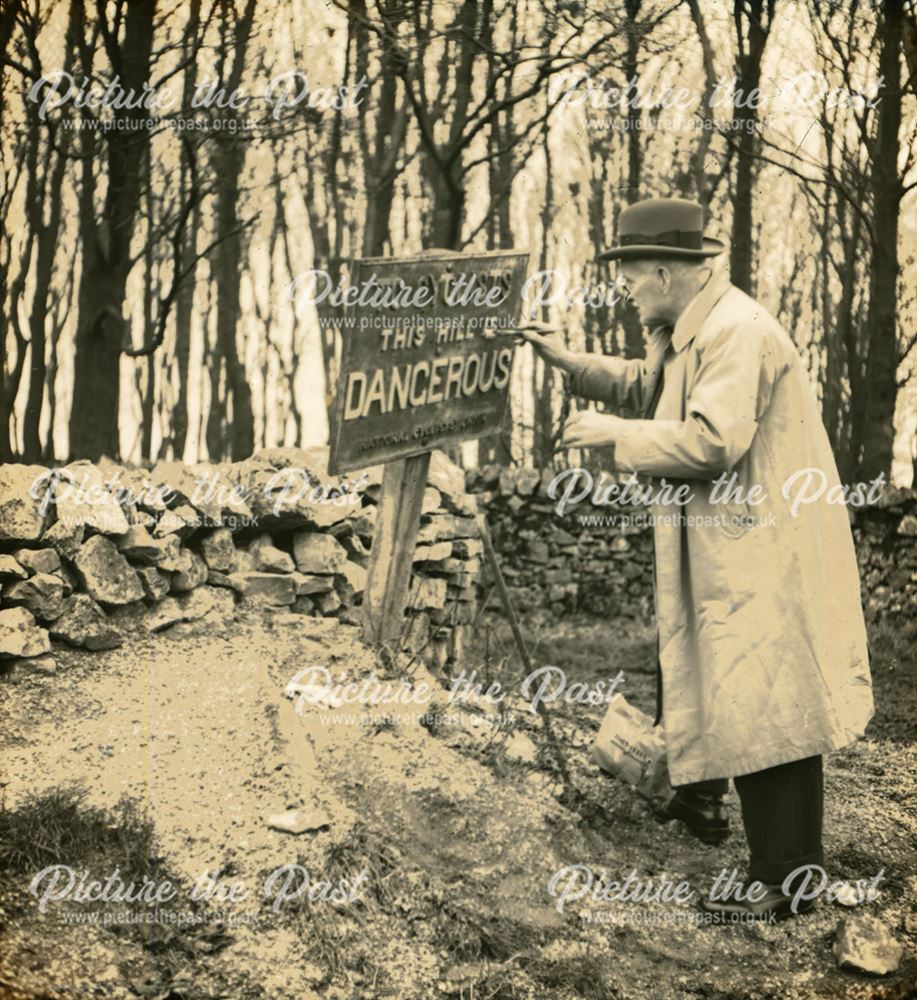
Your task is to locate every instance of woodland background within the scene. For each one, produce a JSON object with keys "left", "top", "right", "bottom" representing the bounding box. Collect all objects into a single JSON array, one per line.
[{"left": 1, "top": 0, "right": 915, "bottom": 484}]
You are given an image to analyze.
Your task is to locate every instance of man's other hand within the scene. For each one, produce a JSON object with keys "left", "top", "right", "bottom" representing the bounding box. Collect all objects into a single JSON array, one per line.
[{"left": 562, "top": 409, "right": 624, "bottom": 449}]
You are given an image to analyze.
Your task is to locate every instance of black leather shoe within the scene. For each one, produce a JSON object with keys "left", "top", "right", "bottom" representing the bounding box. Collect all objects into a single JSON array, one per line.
[
  {"left": 700, "top": 884, "right": 817, "bottom": 923},
  {"left": 654, "top": 789, "right": 730, "bottom": 845}
]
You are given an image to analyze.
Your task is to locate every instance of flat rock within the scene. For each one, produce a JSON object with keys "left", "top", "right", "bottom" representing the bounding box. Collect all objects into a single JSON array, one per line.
[
  {"left": 0, "top": 555, "right": 28, "bottom": 580},
  {"left": 835, "top": 915, "right": 903, "bottom": 975},
  {"left": 515, "top": 467, "right": 542, "bottom": 496},
  {"left": 427, "top": 450, "right": 465, "bottom": 498},
  {"left": 5, "top": 653, "right": 57, "bottom": 677},
  {"left": 54, "top": 461, "right": 129, "bottom": 535},
  {"left": 342, "top": 534, "right": 370, "bottom": 560},
  {"left": 229, "top": 461, "right": 317, "bottom": 530},
  {"left": 293, "top": 532, "right": 347, "bottom": 574},
  {"left": 137, "top": 566, "right": 171, "bottom": 602},
  {"left": 116, "top": 524, "right": 163, "bottom": 561},
  {"left": 0, "top": 607, "right": 51, "bottom": 658},
  {"left": 146, "top": 587, "right": 235, "bottom": 632},
  {"left": 74, "top": 535, "right": 144, "bottom": 605},
  {"left": 41, "top": 519, "right": 86, "bottom": 561},
  {"left": 143, "top": 535, "right": 184, "bottom": 571},
  {"left": 414, "top": 541, "right": 453, "bottom": 563},
  {"left": 421, "top": 487, "right": 443, "bottom": 515},
  {"left": 200, "top": 528, "right": 236, "bottom": 573},
  {"left": 3, "top": 573, "right": 66, "bottom": 621},
  {"left": 416, "top": 515, "right": 454, "bottom": 544},
  {"left": 112, "top": 467, "right": 170, "bottom": 514},
  {"left": 897, "top": 514, "right": 917, "bottom": 536},
  {"left": 504, "top": 732, "right": 538, "bottom": 764},
  {"left": 250, "top": 535, "right": 295, "bottom": 574},
  {"left": 341, "top": 561, "right": 367, "bottom": 594},
  {"left": 271, "top": 612, "right": 312, "bottom": 627},
  {"left": 308, "top": 501, "right": 355, "bottom": 530},
  {"left": 189, "top": 463, "right": 254, "bottom": 521},
  {"left": 252, "top": 445, "right": 332, "bottom": 477},
  {"left": 266, "top": 807, "right": 331, "bottom": 834},
  {"left": 449, "top": 492, "right": 478, "bottom": 518},
  {"left": 416, "top": 514, "right": 477, "bottom": 544},
  {"left": 233, "top": 548, "right": 256, "bottom": 573},
  {"left": 334, "top": 575, "right": 355, "bottom": 606},
  {"left": 291, "top": 596, "right": 316, "bottom": 615},
  {"left": 0, "top": 464, "right": 49, "bottom": 541},
  {"left": 12, "top": 547, "right": 61, "bottom": 576},
  {"left": 498, "top": 467, "right": 517, "bottom": 495},
  {"left": 170, "top": 549, "right": 208, "bottom": 592},
  {"left": 149, "top": 460, "right": 222, "bottom": 521},
  {"left": 313, "top": 590, "right": 341, "bottom": 615},
  {"left": 290, "top": 572, "right": 335, "bottom": 596},
  {"left": 430, "top": 557, "right": 479, "bottom": 577},
  {"left": 49, "top": 594, "right": 122, "bottom": 650},
  {"left": 153, "top": 504, "right": 200, "bottom": 540},
  {"left": 227, "top": 571, "right": 296, "bottom": 606},
  {"left": 453, "top": 538, "right": 483, "bottom": 559},
  {"left": 341, "top": 509, "right": 376, "bottom": 539}
]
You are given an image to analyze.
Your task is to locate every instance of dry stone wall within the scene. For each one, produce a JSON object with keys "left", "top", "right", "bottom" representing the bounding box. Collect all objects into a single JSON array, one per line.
[
  {"left": 0, "top": 449, "right": 480, "bottom": 676},
  {"left": 466, "top": 465, "right": 917, "bottom": 624},
  {"left": 2, "top": 452, "right": 912, "bottom": 680}
]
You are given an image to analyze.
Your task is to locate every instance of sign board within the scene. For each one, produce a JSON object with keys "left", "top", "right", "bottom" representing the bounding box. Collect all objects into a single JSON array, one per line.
[{"left": 327, "top": 250, "right": 529, "bottom": 476}]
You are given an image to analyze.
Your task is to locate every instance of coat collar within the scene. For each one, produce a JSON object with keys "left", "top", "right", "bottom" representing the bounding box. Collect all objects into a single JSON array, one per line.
[{"left": 671, "top": 272, "right": 733, "bottom": 353}]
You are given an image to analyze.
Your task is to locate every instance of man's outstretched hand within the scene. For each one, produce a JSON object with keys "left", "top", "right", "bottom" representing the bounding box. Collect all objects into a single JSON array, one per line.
[{"left": 498, "top": 322, "right": 578, "bottom": 373}]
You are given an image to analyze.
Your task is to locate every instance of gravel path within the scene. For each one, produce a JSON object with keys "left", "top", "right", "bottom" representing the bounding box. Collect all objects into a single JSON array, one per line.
[{"left": 1, "top": 609, "right": 914, "bottom": 999}]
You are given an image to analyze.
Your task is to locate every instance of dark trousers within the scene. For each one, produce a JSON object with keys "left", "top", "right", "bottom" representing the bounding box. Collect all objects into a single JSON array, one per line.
[{"left": 677, "top": 756, "right": 825, "bottom": 885}]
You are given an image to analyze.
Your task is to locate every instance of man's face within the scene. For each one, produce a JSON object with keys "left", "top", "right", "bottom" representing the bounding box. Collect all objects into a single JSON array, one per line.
[{"left": 617, "top": 260, "right": 670, "bottom": 327}]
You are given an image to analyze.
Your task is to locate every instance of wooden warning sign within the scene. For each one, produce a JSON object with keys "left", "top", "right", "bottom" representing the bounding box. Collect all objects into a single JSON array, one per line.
[
  {"left": 325, "top": 249, "right": 529, "bottom": 647},
  {"left": 328, "top": 250, "right": 529, "bottom": 476}
]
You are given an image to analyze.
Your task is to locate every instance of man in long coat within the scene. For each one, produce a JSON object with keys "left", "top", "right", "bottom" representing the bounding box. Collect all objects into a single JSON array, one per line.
[{"left": 520, "top": 197, "right": 874, "bottom": 921}]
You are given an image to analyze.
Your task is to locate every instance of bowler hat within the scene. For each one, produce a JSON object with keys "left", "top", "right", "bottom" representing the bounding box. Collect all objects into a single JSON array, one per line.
[{"left": 598, "top": 197, "right": 725, "bottom": 261}]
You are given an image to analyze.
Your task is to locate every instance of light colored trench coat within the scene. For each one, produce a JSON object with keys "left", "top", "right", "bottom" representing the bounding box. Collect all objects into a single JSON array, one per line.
[{"left": 570, "top": 272, "right": 874, "bottom": 784}]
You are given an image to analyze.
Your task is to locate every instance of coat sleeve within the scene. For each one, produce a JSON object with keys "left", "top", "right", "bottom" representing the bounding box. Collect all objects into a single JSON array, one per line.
[
  {"left": 612, "top": 322, "right": 781, "bottom": 480},
  {"left": 567, "top": 355, "right": 647, "bottom": 411}
]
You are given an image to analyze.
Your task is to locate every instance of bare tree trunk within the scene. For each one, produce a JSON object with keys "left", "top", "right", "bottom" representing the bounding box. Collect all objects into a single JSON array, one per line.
[
  {"left": 169, "top": 0, "right": 203, "bottom": 461},
  {"left": 532, "top": 126, "right": 555, "bottom": 467},
  {"left": 619, "top": 0, "right": 645, "bottom": 359},
  {"left": 858, "top": 0, "right": 904, "bottom": 480},
  {"left": 207, "top": 141, "right": 254, "bottom": 460},
  {"left": 21, "top": 128, "right": 67, "bottom": 461},
  {"left": 355, "top": 0, "right": 407, "bottom": 257},
  {"left": 21, "top": 0, "right": 74, "bottom": 463},
  {"left": 70, "top": 0, "right": 156, "bottom": 460},
  {"left": 729, "top": 0, "right": 773, "bottom": 296},
  {"left": 686, "top": 0, "right": 719, "bottom": 206},
  {"left": 205, "top": 0, "right": 256, "bottom": 461}
]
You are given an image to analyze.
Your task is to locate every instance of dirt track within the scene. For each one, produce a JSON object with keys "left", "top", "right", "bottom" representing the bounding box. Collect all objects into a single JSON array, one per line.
[{"left": 1, "top": 608, "right": 914, "bottom": 999}]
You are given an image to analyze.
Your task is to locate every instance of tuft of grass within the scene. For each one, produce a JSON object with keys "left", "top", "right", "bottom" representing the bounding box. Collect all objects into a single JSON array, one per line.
[
  {"left": 0, "top": 785, "right": 236, "bottom": 995},
  {"left": 523, "top": 953, "right": 622, "bottom": 1000},
  {"left": 865, "top": 616, "right": 917, "bottom": 743},
  {"left": 431, "top": 897, "right": 544, "bottom": 965},
  {"left": 465, "top": 613, "right": 657, "bottom": 721},
  {"left": 324, "top": 822, "right": 401, "bottom": 907},
  {"left": 0, "top": 785, "right": 161, "bottom": 881}
]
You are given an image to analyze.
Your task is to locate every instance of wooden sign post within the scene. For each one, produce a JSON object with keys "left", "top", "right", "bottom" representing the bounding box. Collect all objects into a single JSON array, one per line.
[{"left": 327, "top": 249, "right": 529, "bottom": 647}]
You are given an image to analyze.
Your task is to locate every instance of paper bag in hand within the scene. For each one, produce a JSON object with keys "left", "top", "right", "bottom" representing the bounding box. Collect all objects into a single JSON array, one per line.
[{"left": 591, "top": 694, "right": 675, "bottom": 808}]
